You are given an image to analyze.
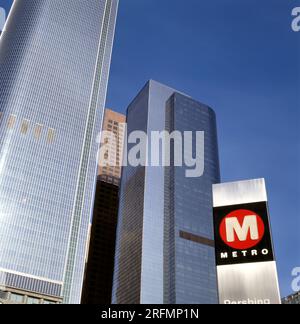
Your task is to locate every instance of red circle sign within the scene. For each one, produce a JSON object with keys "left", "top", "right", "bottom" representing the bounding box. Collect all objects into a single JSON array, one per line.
[{"left": 219, "top": 209, "right": 265, "bottom": 250}]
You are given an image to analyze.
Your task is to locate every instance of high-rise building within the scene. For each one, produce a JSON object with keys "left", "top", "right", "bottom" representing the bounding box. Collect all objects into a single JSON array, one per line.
[
  {"left": 81, "top": 178, "right": 119, "bottom": 305},
  {"left": 98, "top": 109, "right": 126, "bottom": 185},
  {"left": 81, "top": 108, "right": 125, "bottom": 305},
  {"left": 0, "top": 0, "right": 118, "bottom": 304},
  {"left": 282, "top": 291, "right": 300, "bottom": 304},
  {"left": 112, "top": 80, "right": 220, "bottom": 304}
]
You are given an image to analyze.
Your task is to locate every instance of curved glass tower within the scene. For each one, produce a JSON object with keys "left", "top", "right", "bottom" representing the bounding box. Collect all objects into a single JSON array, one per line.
[
  {"left": 0, "top": 0, "right": 118, "bottom": 304},
  {"left": 112, "top": 80, "right": 220, "bottom": 304}
]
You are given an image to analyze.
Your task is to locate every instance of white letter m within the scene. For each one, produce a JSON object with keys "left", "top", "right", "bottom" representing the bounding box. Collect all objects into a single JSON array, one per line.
[{"left": 225, "top": 215, "right": 259, "bottom": 242}]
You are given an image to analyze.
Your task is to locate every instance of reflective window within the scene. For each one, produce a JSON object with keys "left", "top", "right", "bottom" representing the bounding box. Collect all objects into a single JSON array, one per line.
[
  {"left": 21, "top": 119, "right": 30, "bottom": 135},
  {"left": 7, "top": 115, "right": 16, "bottom": 129},
  {"left": 27, "top": 297, "right": 39, "bottom": 304},
  {"left": 10, "top": 293, "right": 24, "bottom": 303},
  {"left": 34, "top": 124, "right": 43, "bottom": 139},
  {"left": 43, "top": 300, "right": 55, "bottom": 305}
]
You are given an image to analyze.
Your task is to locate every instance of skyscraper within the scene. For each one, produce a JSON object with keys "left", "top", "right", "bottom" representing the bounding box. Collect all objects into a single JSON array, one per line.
[
  {"left": 98, "top": 109, "right": 126, "bottom": 185},
  {"left": 81, "top": 108, "right": 125, "bottom": 305},
  {"left": 0, "top": 0, "right": 118, "bottom": 304},
  {"left": 112, "top": 80, "right": 220, "bottom": 304},
  {"left": 81, "top": 178, "right": 119, "bottom": 305}
]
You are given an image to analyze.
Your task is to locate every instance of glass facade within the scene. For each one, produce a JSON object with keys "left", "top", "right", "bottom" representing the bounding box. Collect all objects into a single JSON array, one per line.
[
  {"left": 112, "top": 80, "right": 220, "bottom": 304},
  {"left": 81, "top": 178, "right": 120, "bottom": 305},
  {"left": 165, "top": 93, "right": 220, "bottom": 304},
  {"left": 112, "top": 83, "right": 151, "bottom": 304},
  {"left": 0, "top": 0, "right": 118, "bottom": 304}
]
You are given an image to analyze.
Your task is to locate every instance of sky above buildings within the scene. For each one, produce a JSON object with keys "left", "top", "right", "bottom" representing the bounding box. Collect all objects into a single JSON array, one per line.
[{"left": 2, "top": 0, "right": 300, "bottom": 297}]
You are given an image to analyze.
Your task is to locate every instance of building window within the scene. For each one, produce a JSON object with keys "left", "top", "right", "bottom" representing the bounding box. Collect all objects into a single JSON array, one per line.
[
  {"left": 21, "top": 119, "right": 30, "bottom": 135},
  {"left": 27, "top": 297, "right": 40, "bottom": 304},
  {"left": 47, "top": 128, "right": 55, "bottom": 144},
  {"left": 10, "top": 293, "right": 24, "bottom": 303},
  {"left": 34, "top": 124, "right": 43, "bottom": 139},
  {"left": 7, "top": 115, "right": 17, "bottom": 129},
  {"left": 43, "top": 300, "right": 55, "bottom": 305}
]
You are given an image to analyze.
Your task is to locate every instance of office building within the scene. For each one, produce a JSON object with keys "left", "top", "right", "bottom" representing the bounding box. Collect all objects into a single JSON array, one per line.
[
  {"left": 112, "top": 80, "right": 220, "bottom": 304},
  {"left": 81, "top": 108, "right": 125, "bottom": 304},
  {"left": 0, "top": 0, "right": 118, "bottom": 304},
  {"left": 98, "top": 109, "right": 126, "bottom": 185},
  {"left": 81, "top": 178, "right": 119, "bottom": 304}
]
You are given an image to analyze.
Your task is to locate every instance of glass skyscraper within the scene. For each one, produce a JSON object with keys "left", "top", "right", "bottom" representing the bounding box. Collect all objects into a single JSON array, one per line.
[
  {"left": 112, "top": 80, "right": 220, "bottom": 304},
  {"left": 0, "top": 0, "right": 118, "bottom": 304}
]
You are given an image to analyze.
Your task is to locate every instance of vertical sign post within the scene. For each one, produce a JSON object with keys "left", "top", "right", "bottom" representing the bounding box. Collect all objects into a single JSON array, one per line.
[{"left": 213, "top": 179, "right": 281, "bottom": 304}]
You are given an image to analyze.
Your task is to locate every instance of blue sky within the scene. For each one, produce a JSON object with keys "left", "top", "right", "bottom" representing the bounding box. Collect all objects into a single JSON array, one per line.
[{"left": 2, "top": 0, "right": 300, "bottom": 298}]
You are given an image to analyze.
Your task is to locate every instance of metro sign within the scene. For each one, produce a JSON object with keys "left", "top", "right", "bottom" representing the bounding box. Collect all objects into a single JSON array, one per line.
[
  {"left": 213, "top": 180, "right": 281, "bottom": 304},
  {"left": 213, "top": 202, "right": 274, "bottom": 266},
  {"left": 219, "top": 210, "right": 265, "bottom": 250}
]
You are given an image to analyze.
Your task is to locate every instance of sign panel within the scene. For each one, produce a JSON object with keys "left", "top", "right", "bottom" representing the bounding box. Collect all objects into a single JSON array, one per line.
[
  {"left": 213, "top": 179, "right": 281, "bottom": 304},
  {"left": 217, "top": 262, "right": 281, "bottom": 304},
  {"left": 214, "top": 202, "right": 274, "bottom": 266}
]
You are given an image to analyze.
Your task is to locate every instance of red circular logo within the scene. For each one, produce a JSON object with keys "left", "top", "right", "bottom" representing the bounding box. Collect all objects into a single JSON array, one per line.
[{"left": 219, "top": 209, "right": 265, "bottom": 250}]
